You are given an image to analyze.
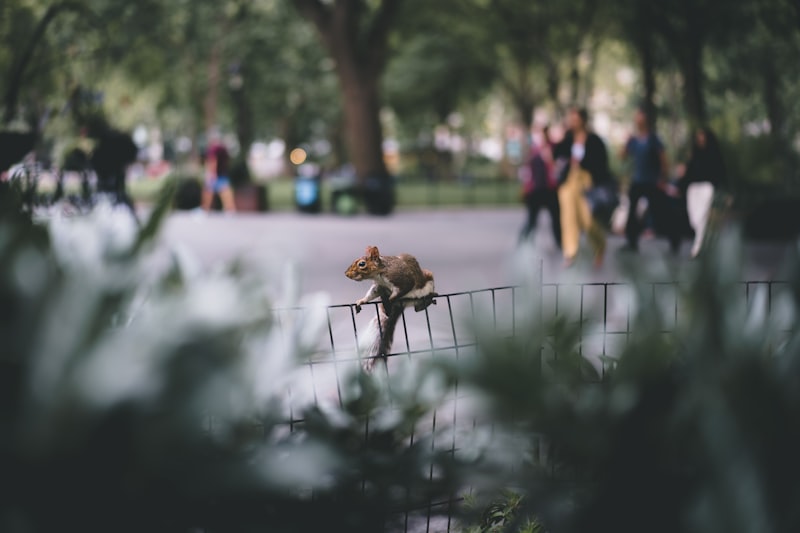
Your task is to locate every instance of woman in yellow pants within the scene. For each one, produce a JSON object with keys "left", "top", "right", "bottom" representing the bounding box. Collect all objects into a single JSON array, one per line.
[
  {"left": 558, "top": 164, "right": 606, "bottom": 267},
  {"left": 553, "top": 107, "right": 612, "bottom": 267}
]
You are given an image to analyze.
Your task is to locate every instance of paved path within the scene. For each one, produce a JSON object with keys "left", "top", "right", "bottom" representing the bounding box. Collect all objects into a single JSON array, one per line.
[{"left": 159, "top": 208, "right": 792, "bottom": 306}]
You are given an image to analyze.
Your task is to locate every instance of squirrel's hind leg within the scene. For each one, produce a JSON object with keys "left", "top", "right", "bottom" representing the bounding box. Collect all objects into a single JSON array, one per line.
[{"left": 413, "top": 292, "right": 439, "bottom": 312}]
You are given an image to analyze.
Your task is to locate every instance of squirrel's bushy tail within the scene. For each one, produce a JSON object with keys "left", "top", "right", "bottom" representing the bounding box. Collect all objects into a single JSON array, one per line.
[
  {"left": 361, "top": 302, "right": 404, "bottom": 373},
  {"left": 359, "top": 294, "right": 437, "bottom": 373}
]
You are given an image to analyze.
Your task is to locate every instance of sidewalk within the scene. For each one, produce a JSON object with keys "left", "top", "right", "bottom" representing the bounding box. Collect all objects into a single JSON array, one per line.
[{"left": 159, "top": 208, "right": 791, "bottom": 306}]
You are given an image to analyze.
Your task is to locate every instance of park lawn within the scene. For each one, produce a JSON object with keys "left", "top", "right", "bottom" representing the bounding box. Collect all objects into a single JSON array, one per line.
[
  {"left": 395, "top": 179, "right": 520, "bottom": 207},
  {"left": 128, "top": 176, "right": 523, "bottom": 211}
]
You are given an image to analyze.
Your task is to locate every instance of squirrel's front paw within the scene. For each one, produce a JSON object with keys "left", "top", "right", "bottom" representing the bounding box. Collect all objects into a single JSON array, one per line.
[{"left": 354, "top": 304, "right": 362, "bottom": 314}]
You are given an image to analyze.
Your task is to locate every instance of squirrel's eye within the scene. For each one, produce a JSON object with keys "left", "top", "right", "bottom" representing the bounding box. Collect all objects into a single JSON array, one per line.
[{"left": 358, "top": 260, "right": 366, "bottom": 268}]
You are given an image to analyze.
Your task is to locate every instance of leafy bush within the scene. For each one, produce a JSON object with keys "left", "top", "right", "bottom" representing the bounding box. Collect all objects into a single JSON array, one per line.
[
  {"left": 446, "top": 232, "right": 800, "bottom": 533},
  {"left": 2, "top": 182, "right": 800, "bottom": 533},
  {"left": 720, "top": 135, "right": 799, "bottom": 190},
  {"left": 0, "top": 190, "right": 465, "bottom": 533}
]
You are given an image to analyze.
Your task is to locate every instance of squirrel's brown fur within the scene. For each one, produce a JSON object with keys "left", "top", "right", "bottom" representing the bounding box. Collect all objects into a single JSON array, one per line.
[{"left": 345, "top": 245, "right": 437, "bottom": 371}]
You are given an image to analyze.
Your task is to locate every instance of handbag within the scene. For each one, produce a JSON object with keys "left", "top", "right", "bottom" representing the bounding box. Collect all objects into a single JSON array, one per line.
[{"left": 586, "top": 182, "right": 620, "bottom": 228}]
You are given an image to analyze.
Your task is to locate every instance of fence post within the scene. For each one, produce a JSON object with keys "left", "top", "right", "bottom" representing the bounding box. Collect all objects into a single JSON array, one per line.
[
  {"left": 536, "top": 257, "right": 552, "bottom": 469},
  {"left": 537, "top": 257, "right": 544, "bottom": 374}
]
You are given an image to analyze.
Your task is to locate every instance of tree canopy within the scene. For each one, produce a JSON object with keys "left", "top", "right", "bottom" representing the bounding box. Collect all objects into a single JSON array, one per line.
[{"left": 1, "top": 0, "right": 798, "bottom": 190}]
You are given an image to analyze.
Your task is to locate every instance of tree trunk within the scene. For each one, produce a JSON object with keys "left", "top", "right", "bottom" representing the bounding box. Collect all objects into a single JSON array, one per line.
[
  {"left": 545, "top": 58, "right": 562, "bottom": 117},
  {"left": 338, "top": 61, "right": 389, "bottom": 181},
  {"left": 514, "top": 96, "right": 535, "bottom": 160},
  {"left": 229, "top": 69, "right": 253, "bottom": 156},
  {"left": 633, "top": 3, "right": 658, "bottom": 128},
  {"left": 641, "top": 41, "right": 657, "bottom": 129},
  {"left": 656, "top": 10, "right": 707, "bottom": 126},
  {"left": 580, "top": 40, "right": 600, "bottom": 107},
  {"left": 761, "top": 60, "right": 785, "bottom": 149},
  {"left": 680, "top": 43, "right": 706, "bottom": 126},
  {"left": 569, "top": 58, "right": 580, "bottom": 106},
  {"left": 203, "top": 39, "right": 221, "bottom": 134},
  {"left": 631, "top": 1, "right": 657, "bottom": 128},
  {"left": 292, "top": 0, "right": 400, "bottom": 213}
]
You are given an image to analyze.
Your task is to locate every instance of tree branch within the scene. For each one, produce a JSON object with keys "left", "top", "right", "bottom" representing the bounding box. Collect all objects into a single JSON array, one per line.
[{"left": 3, "top": 1, "right": 89, "bottom": 125}]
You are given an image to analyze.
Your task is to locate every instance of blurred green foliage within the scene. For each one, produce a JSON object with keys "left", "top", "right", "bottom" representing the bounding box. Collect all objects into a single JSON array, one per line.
[
  {"left": 0, "top": 190, "right": 469, "bottom": 532},
  {"left": 3, "top": 175, "right": 800, "bottom": 533},
  {"left": 447, "top": 231, "right": 800, "bottom": 533},
  {"left": 3, "top": 0, "right": 799, "bottom": 188}
]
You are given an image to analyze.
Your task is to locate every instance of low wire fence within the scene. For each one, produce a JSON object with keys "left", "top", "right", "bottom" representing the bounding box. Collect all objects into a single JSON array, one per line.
[{"left": 269, "top": 279, "right": 791, "bottom": 532}]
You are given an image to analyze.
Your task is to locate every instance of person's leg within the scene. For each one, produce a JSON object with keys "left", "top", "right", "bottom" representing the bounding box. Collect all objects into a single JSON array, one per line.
[
  {"left": 216, "top": 176, "right": 237, "bottom": 212},
  {"left": 624, "top": 183, "right": 644, "bottom": 249},
  {"left": 687, "top": 182, "right": 715, "bottom": 257},
  {"left": 519, "top": 194, "right": 540, "bottom": 242},
  {"left": 646, "top": 184, "right": 679, "bottom": 253},
  {"left": 201, "top": 179, "right": 215, "bottom": 211},
  {"left": 574, "top": 174, "right": 605, "bottom": 265},
  {"left": 218, "top": 186, "right": 237, "bottom": 212},
  {"left": 588, "top": 219, "right": 607, "bottom": 266},
  {"left": 662, "top": 192, "right": 683, "bottom": 254},
  {"left": 558, "top": 174, "right": 580, "bottom": 262},
  {"left": 545, "top": 189, "right": 562, "bottom": 249}
]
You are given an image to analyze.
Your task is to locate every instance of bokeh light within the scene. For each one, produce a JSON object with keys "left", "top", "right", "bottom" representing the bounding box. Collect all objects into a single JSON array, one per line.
[{"left": 289, "top": 148, "right": 307, "bottom": 165}]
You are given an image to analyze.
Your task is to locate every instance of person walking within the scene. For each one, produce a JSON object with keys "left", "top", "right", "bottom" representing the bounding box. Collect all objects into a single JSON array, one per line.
[
  {"left": 553, "top": 107, "right": 612, "bottom": 268},
  {"left": 678, "top": 126, "right": 727, "bottom": 258},
  {"left": 201, "top": 133, "right": 236, "bottom": 213},
  {"left": 519, "top": 125, "right": 561, "bottom": 248},
  {"left": 618, "top": 106, "right": 672, "bottom": 252}
]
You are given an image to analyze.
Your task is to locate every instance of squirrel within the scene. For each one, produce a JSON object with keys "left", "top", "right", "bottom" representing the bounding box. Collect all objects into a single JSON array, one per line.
[{"left": 345, "top": 245, "right": 438, "bottom": 371}]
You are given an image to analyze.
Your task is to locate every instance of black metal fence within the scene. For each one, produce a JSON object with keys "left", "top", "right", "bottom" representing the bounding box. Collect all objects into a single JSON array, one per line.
[{"left": 270, "top": 279, "right": 791, "bottom": 532}]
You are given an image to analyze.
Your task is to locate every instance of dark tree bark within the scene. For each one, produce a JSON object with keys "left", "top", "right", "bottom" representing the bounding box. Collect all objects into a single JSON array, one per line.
[
  {"left": 650, "top": 2, "right": 708, "bottom": 125},
  {"left": 292, "top": 0, "right": 400, "bottom": 187},
  {"left": 203, "top": 38, "right": 222, "bottom": 135},
  {"left": 761, "top": 60, "right": 785, "bottom": 149},
  {"left": 631, "top": 1, "right": 657, "bottom": 128},
  {"left": 228, "top": 66, "right": 253, "bottom": 155},
  {"left": 502, "top": 63, "right": 536, "bottom": 133},
  {"left": 678, "top": 37, "right": 707, "bottom": 125}
]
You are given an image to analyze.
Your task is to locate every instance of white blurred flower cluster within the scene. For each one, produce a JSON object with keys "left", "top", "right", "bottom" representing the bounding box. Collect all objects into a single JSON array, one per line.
[{"left": 21, "top": 201, "right": 332, "bottom": 450}]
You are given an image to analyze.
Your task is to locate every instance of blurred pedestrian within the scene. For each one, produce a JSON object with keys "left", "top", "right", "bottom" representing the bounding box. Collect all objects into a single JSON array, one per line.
[
  {"left": 201, "top": 133, "right": 236, "bottom": 213},
  {"left": 618, "top": 105, "right": 675, "bottom": 252},
  {"left": 519, "top": 125, "right": 561, "bottom": 248},
  {"left": 86, "top": 116, "right": 138, "bottom": 218},
  {"left": 678, "top": 126, "right": 727, "bottom": 258},
  {"left": 553, "top": 107, "right": 612, "bottom": 268}
]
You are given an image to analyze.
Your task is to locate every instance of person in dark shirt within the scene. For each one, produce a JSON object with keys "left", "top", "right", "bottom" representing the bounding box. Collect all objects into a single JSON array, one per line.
[
  {"left": 678, "top": 126, "right": 727, "bottom": 257},
  {"left": 201, "top": 134, "right": 236, "bottom": 213},
  {"left": 86, "top": 118, "right": 138, "bottom": 217},
  {"left": 519, "top": 125, "right": 561, "bottom": 248},
  {"left": 618, "top": 106, "right": 670, "bottom": 252},
  {"left": 553, "top": 107, "right": 612, "bottom": 267}
]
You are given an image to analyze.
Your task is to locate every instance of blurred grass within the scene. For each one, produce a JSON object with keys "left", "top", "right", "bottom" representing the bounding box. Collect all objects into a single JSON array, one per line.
[{"left": 128, "top": 175, "right": 522, "bottom": 211}]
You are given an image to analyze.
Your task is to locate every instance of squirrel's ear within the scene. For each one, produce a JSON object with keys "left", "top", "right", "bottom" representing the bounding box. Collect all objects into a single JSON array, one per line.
[{"left": 366, "top": 245, "right": 380, "bottom": 261}]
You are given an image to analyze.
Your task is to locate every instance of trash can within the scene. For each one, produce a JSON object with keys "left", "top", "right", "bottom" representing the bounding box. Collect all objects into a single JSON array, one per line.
[
  {"left": 363, "top": 175, "right": 395, "bottom": 216},
  {"left": 294, "top": 164, "right": 322, "bottom": 214},
  {"left": 329, "top": 171, "right": 358, "bottom": 216}
]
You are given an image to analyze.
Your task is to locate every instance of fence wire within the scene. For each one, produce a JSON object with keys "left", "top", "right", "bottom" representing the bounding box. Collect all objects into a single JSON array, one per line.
[{"left": 268, "top": 278, "right": 790, "bottom": 532}]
